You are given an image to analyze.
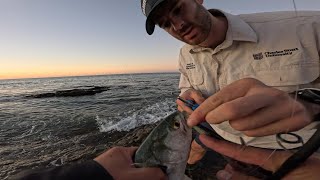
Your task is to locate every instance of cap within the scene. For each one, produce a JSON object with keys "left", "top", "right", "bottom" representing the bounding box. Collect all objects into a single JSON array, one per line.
[{"left": 141, "top": 0, "right": 166, "bottom": 35}]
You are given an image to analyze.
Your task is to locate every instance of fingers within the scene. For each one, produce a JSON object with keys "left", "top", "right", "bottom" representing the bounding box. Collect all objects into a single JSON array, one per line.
[
  {"left": 187, "top": 78, "right": 261, "bottom": 127},
  {"left": 205, "top": 94, "right": 275, "bottom": 124},
  {"left": 129, "top": 167, "right": 167, "bottom": 180},
  {"left": 192, "top": 92, "right": 206, "bottom": 104},
  {"left": 176, "top": 99, "right": 193, "bottom": 114},
  {"left": 243, "top": 112, "right": 310, "bottom": 136},
  {"left": 177, "top": 89, "right": 205, "bottom": 114},
  {"left": 227, "top": 98, "right": 307, "bottom": 135},
  {"left": 199, "top": 134, "right": 289, "bottom": 172}
]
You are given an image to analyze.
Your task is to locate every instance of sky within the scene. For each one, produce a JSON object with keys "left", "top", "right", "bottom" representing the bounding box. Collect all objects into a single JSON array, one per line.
[{"left": 0, "top": 0, "right": 320, "bottom": 79}]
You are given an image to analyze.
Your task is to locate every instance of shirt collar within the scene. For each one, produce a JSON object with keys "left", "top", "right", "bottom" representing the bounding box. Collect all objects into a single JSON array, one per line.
[{"left": 190, "top": 9, "right": 257, "bottom": 54}]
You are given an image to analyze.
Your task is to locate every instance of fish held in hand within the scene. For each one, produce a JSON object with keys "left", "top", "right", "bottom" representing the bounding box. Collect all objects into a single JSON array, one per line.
[{"left": 134, "top": 111, "right": 192, "bottom": 180}]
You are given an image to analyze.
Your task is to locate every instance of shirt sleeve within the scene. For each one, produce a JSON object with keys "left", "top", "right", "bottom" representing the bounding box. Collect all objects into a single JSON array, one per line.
[
  {"left": 13, "top": 160, "right": 113, "bottom": 180},
  {"left": 315, "top": 16, "right": 320, "bottom": 57},
  {"left": 178, "top": 48, "right": 193, "bottom": 95}
]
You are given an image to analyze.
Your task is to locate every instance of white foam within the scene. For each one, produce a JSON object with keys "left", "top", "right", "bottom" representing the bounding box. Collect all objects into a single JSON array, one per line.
[{"left": 96, "top": 98, "right": 176, "bottom": 132}]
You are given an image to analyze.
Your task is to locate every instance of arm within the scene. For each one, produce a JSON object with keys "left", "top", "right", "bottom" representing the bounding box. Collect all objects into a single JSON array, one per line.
[
  {"left": 14, "top": 160, "right": 112, "bottom": 180},
  {"left": 200, "top": 134, "right": 320, "bottom": 180},
  {"left": 14, "top": 147, "right": 166, "bottom": 180}
]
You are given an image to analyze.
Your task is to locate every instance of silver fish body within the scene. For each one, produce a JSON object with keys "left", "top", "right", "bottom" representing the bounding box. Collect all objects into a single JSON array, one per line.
[{"left": 134, "top": 111, "right": 192, "bottom": 180}]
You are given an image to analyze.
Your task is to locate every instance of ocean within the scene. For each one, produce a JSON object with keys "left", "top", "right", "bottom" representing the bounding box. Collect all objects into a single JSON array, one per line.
[{"left": 0, "top": 73, "right": 180, "bottom": 179}]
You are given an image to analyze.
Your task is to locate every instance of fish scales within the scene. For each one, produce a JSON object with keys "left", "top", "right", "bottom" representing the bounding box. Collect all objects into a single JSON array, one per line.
[{"left": 135, "top": 111, "right": 192, "bottom": 180}]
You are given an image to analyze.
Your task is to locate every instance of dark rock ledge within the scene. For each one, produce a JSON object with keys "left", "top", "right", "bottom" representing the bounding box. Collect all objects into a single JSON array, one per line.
[{"left": 26, "top": 86, "right": 109, "bottom": 98}]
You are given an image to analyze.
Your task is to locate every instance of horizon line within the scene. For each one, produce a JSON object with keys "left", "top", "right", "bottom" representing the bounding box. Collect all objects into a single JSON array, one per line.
[{"left": 0, "top": 71, "right": 180, "bottom": 81}]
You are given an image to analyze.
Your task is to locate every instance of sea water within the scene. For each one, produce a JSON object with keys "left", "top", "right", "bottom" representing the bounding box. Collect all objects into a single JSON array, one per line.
[{"left": 0, "top": 72, "right": 180, "bottom": 179}]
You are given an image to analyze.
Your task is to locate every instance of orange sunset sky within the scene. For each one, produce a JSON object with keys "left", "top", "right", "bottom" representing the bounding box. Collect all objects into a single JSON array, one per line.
[{"left": 1, "top": 0, "right": 319, "bottom": 80}]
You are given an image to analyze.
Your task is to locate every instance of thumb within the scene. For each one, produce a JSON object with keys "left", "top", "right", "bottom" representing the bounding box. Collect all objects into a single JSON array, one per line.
[
  {"left": 199, "top": 134, "right": 289, "bottom": 172},
  {"left": 124, "top": 146, "right": 138, "bottom": 157},
  {"left": 193, "top": 94, "right": 206, "bottom": 104},
  {"left": 217, "top": 164, "right": 259, "bottom": 180},
  {"left": 217, "top": 169, "right": 258, "bottom": 180}
]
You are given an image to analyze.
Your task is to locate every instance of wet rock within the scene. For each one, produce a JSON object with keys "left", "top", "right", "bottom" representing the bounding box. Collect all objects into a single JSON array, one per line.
[
  {"left": 27, "top": 93, "right": 56, "bottom": 98},
  {"left": 26, "top": 86, "right": 109, "bottom": 98}
]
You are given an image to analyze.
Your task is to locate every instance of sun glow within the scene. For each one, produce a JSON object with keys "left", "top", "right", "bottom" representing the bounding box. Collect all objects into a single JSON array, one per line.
[{"left": 0, "top": 59, "right": 178, "bottom": 80}]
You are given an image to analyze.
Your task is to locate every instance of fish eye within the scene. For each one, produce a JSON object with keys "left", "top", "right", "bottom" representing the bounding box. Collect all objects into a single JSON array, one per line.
[{"left": 173, "top": 121, "right": 180, "bottom": 129}]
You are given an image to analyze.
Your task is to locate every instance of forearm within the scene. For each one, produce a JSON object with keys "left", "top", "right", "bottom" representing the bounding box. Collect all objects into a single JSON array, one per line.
[{"left": 13, "top": 160, "right": 113, "bottom": 180}]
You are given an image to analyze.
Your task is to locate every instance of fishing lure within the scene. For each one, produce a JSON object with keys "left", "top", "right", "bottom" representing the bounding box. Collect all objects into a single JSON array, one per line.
[{"left": 177, "top": 96, "right": 199, "bottom": 110}]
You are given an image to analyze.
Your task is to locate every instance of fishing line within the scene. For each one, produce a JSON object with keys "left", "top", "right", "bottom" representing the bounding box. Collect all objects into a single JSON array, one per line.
[
  {"left": 274, "top": 0, "right": 304, "bottom": 151},
  {"left": 265, "top": 1, "right": 320, "bottom": 179},
  {"left": 233, "top": 0, "right": 308, "bottom": 177}
]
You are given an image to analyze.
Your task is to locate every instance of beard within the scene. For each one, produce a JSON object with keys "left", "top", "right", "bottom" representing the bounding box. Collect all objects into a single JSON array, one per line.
[{"left": 182, "top": 5, "right": 212, "bottom": 45}]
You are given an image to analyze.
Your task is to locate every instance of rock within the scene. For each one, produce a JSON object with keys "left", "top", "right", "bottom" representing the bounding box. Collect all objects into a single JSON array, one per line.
[{"left": 26, "top": 86, "right": 110, "bottom": 98}]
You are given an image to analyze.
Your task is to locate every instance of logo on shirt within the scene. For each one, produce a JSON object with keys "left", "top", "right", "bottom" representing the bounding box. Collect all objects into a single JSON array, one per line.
[
  {"left": 186, "top": 63, "right": 196, "bottom": 70},
  {"left": 264, "top": 48, "right": 299, "bottom": 57},
  {"left": 253, "top": 52, "right": 264, "bottom": 60},
  {"left": 253, "top": 48, "right": 299, "bottom": 60}
]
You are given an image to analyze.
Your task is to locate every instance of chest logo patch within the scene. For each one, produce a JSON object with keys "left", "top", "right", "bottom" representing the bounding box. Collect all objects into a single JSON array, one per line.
[
  {"left": 253, "top": 52, "right": 264, "bottom": 60},
  {"left": 186, "top": 63, "right": 196, "bottom": 70},
  {"left": 253, "top": 48, "right": 299, "bottom": 60}
]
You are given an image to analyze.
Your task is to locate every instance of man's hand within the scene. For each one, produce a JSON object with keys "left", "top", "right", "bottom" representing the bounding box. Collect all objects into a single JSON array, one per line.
[
  {"left": 200, "top": 134, "right": 320, "bottom": 180},
  {"left": 188, "top": 78, "right": 312, "bottom": 136},
  {"left": 94, "top": 147, "right": 166, "bottom": 180},
  {"left": 177, "top": 89, "right": 205, "bottom": 114}
]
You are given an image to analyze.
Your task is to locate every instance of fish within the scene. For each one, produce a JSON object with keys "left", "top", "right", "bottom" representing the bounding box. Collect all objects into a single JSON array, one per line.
[{"left": 134, "top": 111, "right": 192, "bottom": 180}]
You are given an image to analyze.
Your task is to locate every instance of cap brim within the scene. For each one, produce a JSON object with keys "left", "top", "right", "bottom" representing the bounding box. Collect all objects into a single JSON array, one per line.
[
  {"left": 144, "top": 0, "right": 167, "bottom": 35},
  {"left": 146, "top": 17, "right": 155, "bottom": 35}
]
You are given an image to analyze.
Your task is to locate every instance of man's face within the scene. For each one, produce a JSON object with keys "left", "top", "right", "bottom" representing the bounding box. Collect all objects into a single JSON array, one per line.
[{"left": 151, "top": 0, "right": 211, "bottom": 45}]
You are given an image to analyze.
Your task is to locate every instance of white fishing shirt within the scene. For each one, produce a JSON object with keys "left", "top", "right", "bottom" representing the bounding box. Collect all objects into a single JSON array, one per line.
[{"left": 178, "top": 10, "right": 320, "bottom": 149}]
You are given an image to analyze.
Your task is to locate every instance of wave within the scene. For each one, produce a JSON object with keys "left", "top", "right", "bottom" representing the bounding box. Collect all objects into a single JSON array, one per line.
[{"left": 96, "top": 98, "right": 176, "bottom": 132}]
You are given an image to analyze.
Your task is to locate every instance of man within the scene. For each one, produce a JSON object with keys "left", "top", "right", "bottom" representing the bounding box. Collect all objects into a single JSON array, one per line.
[{"left": 140, "top": 0, "right": 320, "bottom": 167}]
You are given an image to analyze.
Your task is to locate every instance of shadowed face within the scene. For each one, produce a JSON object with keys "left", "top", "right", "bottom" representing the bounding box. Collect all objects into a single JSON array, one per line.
[{"left": 150, "top": 0, "right": 212, "bottom": 45}]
